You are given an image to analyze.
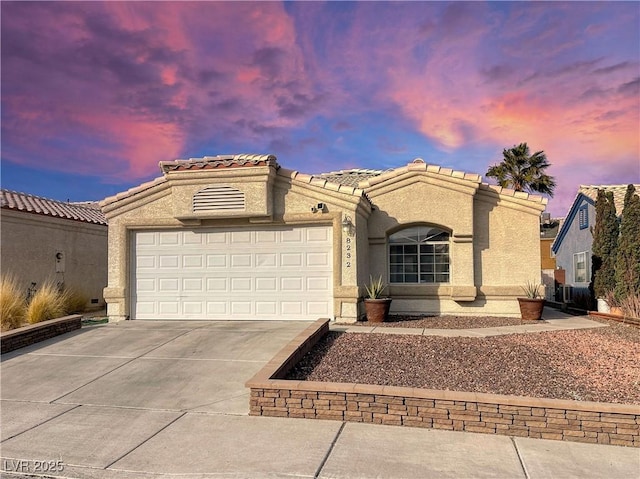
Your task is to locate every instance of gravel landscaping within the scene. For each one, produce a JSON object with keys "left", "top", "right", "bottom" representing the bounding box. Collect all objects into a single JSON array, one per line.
[
  {"left": 287, "top": 318, "right": 640, "bottom": 405},
  {"left": 344, "top": 314, "right": 546, "bottom": 329}
]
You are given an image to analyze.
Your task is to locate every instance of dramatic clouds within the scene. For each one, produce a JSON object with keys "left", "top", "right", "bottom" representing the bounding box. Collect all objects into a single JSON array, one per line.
[{"left": 1, "top": 1, "right": 638, "bottom": 215}]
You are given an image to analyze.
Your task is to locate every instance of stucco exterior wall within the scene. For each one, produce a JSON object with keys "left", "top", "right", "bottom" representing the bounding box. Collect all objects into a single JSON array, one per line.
[
  {"left": 554, "top": 198, "right": 594, "bottom": 287},
  {"left": 102, "top": 157, "right": 546, "bottom": 322},
  {"left": 364, "top": 175, "right": 544, "bottom": 317},
  {"left": 102, "top": 166, "right": 367, "bottom": 322},
  {"left": 0, "top": 210, "right": 108, "bottom": 309}
]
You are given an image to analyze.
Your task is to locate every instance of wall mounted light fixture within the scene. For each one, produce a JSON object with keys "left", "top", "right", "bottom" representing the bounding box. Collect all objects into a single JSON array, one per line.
[{"left": 342, "top": 215, "right": 354, "bottom": 236}]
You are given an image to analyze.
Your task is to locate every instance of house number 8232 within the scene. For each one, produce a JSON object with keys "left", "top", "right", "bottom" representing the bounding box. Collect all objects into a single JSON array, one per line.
[{"left": 345, "top": 237, "right": 352, "bottom": 267}]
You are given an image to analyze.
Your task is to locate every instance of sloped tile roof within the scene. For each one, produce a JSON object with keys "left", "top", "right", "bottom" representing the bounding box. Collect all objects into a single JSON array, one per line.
[
  {"left": 578, "top": 184, "right": 639, "bottom": 215},
  {"left": 1, "top": 189, "right": 107, "bottom": 225},
  {"left": 315, "top": 169, "right": 384, "bottom": 187},
  {"left": 160, "top": 154, "right": 278, "bottom": 173},
  {"left": 100, "top": 176, "right": 168, "bottom": 208}
]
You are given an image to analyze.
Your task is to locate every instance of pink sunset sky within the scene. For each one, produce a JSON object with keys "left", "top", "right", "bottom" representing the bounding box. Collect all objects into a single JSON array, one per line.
[{"left": 1, "top": 1, "right": 638, "bottom": 216}]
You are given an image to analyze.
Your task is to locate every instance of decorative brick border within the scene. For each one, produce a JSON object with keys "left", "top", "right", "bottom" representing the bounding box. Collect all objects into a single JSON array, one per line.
[
  {"left": 1, "top": 315, "right": 82, "bottom": 354},
  {"left": 246, "top": 319, "right": 640, "bottom": 447}
]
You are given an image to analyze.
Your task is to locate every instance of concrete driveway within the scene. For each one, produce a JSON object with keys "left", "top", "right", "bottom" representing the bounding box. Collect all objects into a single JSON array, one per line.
[{"left": 1, "top": 320, "right": 638, "bottom": 479}]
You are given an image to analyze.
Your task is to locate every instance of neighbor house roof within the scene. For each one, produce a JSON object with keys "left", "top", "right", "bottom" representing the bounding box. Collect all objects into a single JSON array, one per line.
[
  {"left": 551, "top": 184, "right": 640, "bottom": 253},
  {"left": 576, "top": 184, "right": 636, "bottom": 215},
  {"left": 1, "top": 189, "right": 107, "bottom": 225}
]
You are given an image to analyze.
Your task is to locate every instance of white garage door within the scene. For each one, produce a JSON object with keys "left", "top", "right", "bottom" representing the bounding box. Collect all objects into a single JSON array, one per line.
[{"left": 131, "top": 226, "right": 333, "bottom": 320}]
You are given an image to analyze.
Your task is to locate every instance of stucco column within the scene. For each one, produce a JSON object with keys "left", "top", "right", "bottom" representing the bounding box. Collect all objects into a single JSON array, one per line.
[
  {"left": 450, "top": 234, "right": 477, "bottom": 301},
  {"left": 103, "top": 222, "right": 128, "bottom": 322}
]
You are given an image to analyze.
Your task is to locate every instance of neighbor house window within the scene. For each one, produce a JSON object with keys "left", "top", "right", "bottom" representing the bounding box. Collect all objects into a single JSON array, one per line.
[
  {"left": 389, "top": 226, "right": 450, "bottom": 283},
  {"left": 578, "top": 205, "right": 589, "bottom": 230},
  {"left": 573, "top": 251, "right": 589, "bottom": 283}
]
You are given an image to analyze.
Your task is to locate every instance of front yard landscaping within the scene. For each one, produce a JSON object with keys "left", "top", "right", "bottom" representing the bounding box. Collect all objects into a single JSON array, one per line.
[{"left": 287, "top": 317, "right": 639, "bottom": 405}]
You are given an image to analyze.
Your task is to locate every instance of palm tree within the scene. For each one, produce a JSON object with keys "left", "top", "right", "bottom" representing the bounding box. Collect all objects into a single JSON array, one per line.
[{"left": 486, "top": 143, "right": 556, "bottom": 196}]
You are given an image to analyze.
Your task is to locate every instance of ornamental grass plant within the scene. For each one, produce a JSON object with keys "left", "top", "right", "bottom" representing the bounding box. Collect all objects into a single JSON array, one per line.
[
  {"left": 0, "top": 275, "right": 26, "bottom": 331},
  {"left": 26, "top": 281, "right": 66, "bottom": 324},
  {"left": 63, "top": 288, "right": 88, "bottom": 314}
]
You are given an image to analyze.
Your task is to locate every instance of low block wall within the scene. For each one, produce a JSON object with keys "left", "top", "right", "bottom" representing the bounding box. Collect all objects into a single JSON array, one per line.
[
  {"left": 246, "top": 319, "right": 640, "bottom": 447},
  {"left": 1, "top": 315, "right": 82, "bottom": 354}
]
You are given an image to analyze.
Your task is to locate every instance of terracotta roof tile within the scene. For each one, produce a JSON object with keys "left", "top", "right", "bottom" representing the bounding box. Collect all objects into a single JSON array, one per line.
[
  {"left": 1, "top": 189, "right": 107, "bottom": 225},
  {"left": 160, "top": 154, "right": 278, "bottom": 173},
  {"left": 100, "top": 177, "right": 168, "bottom": 208}
]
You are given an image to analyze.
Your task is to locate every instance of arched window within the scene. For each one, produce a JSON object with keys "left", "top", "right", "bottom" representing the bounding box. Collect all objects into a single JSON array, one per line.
[{"left": 389, "top": 226, "right": 450, "bottom": 284}]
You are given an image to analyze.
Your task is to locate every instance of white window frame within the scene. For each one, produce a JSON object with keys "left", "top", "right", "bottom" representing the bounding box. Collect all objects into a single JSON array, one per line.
[
  {"left": 388, "top": 226, "right": 450, "bottom": 284},
  {"left": 573, "top": 251, "right": 589, "bottom": 283}
]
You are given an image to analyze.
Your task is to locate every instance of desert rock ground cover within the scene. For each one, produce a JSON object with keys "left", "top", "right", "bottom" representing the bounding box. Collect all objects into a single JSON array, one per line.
[{"left": 288, "top": 318, "right": 639, "bottom": 405}]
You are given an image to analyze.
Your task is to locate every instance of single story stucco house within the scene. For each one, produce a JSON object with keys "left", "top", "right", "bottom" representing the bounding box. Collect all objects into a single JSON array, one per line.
[
  {"left": 1, "top": 189, "right": 108, "bottom": 309},
  {"left": 100, "top": 154, "right": 546, "bottom": 323}
]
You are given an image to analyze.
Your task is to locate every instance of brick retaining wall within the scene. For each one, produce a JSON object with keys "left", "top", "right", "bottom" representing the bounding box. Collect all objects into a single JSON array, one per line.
[
  {"left": 1, "top": 315, "right": 82, "bottom": 354},
  {"left": 246, "top": 319, "right": 640, "bottom": 447}
]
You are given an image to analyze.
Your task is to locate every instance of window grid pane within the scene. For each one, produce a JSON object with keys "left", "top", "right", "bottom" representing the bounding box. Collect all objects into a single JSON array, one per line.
[{"left": 389, "top": 226, "right": 450, "bottom": 284}]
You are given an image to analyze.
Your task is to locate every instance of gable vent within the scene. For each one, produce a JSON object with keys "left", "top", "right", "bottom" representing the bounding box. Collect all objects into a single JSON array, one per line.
[{"left": 193, "top": 185, "right": 245, "bottom": 212}]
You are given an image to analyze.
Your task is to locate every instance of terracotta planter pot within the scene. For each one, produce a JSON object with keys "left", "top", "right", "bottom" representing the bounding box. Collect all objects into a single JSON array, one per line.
[
  {"left": 517, "top": 298, "right": 545, "bottom": 320},
  {"left": 610, "top": 306, "right": 623, "bottom": 317},
  {"left": 364, "top": 298, "right": 392, "bottom": 323}
]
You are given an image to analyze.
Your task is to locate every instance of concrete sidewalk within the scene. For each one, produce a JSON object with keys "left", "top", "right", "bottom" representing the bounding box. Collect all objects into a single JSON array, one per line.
[
  {"left": 331, "top": 308, "right": 609, "bottom": 337},
  {"left": 1, "top": 314, "right": 638, "bottom": 479}
]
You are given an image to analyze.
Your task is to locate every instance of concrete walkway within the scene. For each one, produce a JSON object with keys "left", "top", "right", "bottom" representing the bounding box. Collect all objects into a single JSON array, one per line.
[
  {"left": 1, "top": 312, "right": 638, "bottom": 479},
  {"left": 331, "top": 308, "right": 609, "bottom": 337}
]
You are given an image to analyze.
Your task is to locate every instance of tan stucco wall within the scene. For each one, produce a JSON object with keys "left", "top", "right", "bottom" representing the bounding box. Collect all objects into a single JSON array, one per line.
[
  {"left": 102, "top": 160, "right": 546, "bottom": 322},
  {"left": 364, "top": 173, "right": 545, "bottom": 317},
  {"left": 1, "top": 210, "right": 108, "bottom": 309},
  {"left": 101, "top": 166, "right": 368, "bottom": 322}
]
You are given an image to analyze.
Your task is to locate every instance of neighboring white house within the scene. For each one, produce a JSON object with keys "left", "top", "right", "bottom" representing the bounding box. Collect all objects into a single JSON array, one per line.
[
  {"left": 100, "top": 154, "right": 547, "bottom": 323},
  {"left": 0, "top": 189, "right": 108, "bottom": 309},
  {"left": 551, "top": 184, "right": 639, "bottom": 293}
]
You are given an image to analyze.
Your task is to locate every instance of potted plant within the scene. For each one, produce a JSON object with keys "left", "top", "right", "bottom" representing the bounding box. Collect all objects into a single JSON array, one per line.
[
  {"left": 363, "top": 275, "right": 392, "bottom": 323},
  {"left": 517, "top": 282, "right": 545, "bottom": 320}
]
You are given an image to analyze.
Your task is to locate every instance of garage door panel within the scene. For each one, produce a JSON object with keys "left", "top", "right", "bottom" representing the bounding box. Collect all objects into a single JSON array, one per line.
[
  {"left": 281, "top": 253, "right": 303, "bottom": 267},
  {"left": 207, "top": 278, "right": 228, "bottom": 292},
  {"left": 158, "top": 279, "right": 179, "bottom": 292},
  {"left": 230, "top": 254, "right": 252, "bottom": 267},
  {"left": 183, "top": 278, "right": 203, "bottom": 292},
  {"left": 255, "top": 277, "right": 277, "bottom": 291},
  {"left": 256, "top": 302, "right": 277, "bottom": 315},
  {"left": 231, "top": 302, "right": 252, "bottom": 315},
  {"left": 132, "top": 226, "right": 333, "bottom": 320},
  {"left": 207, "top": 255, "right": 227, "bottom": 268},
  {"left": 159, "top": 255, "right": 179, "bottom": 268},
  {"left": 182, "top": 255, "right": 203, "bottom": 268},
  {"left": 255, "top": 253, "right": 276, "bottom": 267},
  {"left": 183, "top": 231, "right": 203, "bottom": 245},
  {"left": 206, "top": 232, "right": 227, "bottom": 244},
  {"left": 159, "top": 232, "right": 180, "bottom": 245}
]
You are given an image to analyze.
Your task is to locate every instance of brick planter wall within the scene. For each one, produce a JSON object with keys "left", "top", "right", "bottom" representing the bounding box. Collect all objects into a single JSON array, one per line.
[
  {"left": 246, "top": 319, "right": 640, "bottom": 447},
  {"left": 1, "top": 315, "right": 82, "bottom": 354}
]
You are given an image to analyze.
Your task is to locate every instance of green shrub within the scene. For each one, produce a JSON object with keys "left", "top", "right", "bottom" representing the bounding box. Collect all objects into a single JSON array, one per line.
[
  {"left": 26, "top": 282, "right": 66, "bottom": 324},
  {"left": 0, "top": 275, "right": 26, "bottom": 331},
  {"left": 614, "top": 185, "right": 640, "bottom": 303},
  {"left": 591, "top": 190, "right": 618, "bottom": 298}
]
